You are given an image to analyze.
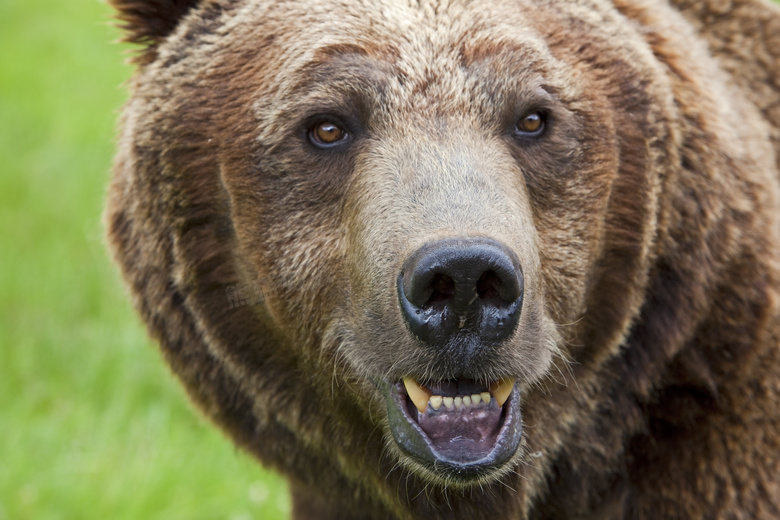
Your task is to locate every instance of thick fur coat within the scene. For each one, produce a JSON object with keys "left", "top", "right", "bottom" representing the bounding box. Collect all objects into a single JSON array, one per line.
[{"left": 106, "top": 0, "right": 780, "bottom": 518}]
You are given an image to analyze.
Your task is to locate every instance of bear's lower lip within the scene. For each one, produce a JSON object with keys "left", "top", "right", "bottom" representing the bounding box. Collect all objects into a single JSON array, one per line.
[{"left": 384, "top": 377, "right": 523, "bottom": 480}]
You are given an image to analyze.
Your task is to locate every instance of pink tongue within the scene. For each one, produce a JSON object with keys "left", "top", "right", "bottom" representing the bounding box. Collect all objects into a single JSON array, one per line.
[{"left": 416, "top": 402, "right": 503, "bottom": 461}]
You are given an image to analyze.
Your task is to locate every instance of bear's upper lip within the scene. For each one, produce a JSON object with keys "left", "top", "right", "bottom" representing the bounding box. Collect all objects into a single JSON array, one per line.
[{"left": 383, "top": 376, "right": 523, "bottom": 480}]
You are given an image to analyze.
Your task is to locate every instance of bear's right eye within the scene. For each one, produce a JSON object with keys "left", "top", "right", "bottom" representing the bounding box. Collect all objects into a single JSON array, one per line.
[{"left": 308, "top": 121, "right": 349, "bottom": 148}]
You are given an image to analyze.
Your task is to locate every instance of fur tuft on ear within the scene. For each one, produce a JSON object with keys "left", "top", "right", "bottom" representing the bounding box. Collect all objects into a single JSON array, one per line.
[{"left": 110, "top": 0, "right": 201, "bottom": 63}]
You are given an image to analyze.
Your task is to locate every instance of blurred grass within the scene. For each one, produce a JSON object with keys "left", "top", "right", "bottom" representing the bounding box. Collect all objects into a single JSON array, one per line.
[{"left": 0, "top": 1, "right": 289, "bottom": 519}]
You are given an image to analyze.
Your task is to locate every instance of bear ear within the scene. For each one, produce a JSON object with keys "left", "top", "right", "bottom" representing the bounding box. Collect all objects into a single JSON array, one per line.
[{"left": 110, "top": 0, "right": 201, "bottom": 62}]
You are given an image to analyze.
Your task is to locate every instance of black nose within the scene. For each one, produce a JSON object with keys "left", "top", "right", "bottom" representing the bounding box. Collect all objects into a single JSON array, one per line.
[{"left": 397, "top": 238, "right": 523, "bottom": 349}]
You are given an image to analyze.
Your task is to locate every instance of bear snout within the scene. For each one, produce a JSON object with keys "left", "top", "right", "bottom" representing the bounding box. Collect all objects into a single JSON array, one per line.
[{"left": 397, "top": 237, "right": 524, "bottom": 353}]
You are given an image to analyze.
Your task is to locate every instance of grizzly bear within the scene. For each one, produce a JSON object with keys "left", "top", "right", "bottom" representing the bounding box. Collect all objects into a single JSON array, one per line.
[{"left": 105, "top": 0, "right": 780, "bottom": 517}]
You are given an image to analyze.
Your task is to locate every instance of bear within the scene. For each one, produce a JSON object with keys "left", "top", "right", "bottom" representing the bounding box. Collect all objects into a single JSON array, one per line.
[{"left": 104, "top": 0, "right": 780, "bottom": 518}]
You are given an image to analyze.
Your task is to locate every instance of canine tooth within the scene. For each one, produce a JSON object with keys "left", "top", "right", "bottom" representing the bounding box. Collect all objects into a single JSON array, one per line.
[
  {"left": 471, "top": 393, "right": 482, "bottom": 405},
  {"left": 443, "top": 397, "right": 454, "bottom": 410},
  {"left": 403, "top": 377, "right": 432, "bottom": 413},
  {"left": 454, "top": 396, "right": 463, "bottom": 409},
  {"left": 429, "top": 395, "right": 443, "bottom": 410},
  {"left": 480, "top": 392, "right": 491, "bottom": 404},
  {"left": 489, "top": 378, "right": 516, "bottom": 407},
  {"left": 462, "top": 395, "right": 472, "bottom": 407}
]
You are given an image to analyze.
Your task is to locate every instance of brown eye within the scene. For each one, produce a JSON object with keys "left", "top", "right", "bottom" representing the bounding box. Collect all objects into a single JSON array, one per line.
[
  {"left": 515, "top": 112, "right": 545, "bottom": 136},
  {"left": 309, "top": 121, "right": 348, "bottom": 147}
]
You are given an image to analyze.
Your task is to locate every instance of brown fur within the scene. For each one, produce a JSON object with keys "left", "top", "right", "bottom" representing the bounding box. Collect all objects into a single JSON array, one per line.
[{"left": 105, "top": 0, "right": 780, "bottom": 518}]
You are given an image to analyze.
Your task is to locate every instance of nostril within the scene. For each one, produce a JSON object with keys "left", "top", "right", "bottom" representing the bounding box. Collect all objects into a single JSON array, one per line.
[
  {"left": 427, "top": 274, "right": 456, "bottom": 305},
  {"left": 476, "top": 270, "right": 501, "bottom": 301}
]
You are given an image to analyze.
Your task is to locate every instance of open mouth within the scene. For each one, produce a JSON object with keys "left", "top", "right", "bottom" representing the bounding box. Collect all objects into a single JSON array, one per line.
[{"left": 384, "top": 376, "right": 522, "bottom": 480}]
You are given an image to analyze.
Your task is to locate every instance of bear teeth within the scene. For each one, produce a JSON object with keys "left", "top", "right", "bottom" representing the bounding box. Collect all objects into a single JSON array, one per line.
[{"left": 402, "top": 377, "right": 515, "bottom": 413}]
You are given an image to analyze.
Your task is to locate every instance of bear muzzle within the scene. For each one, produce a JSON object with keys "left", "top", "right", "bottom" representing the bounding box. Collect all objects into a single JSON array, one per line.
[{"left": 381, "top": 238, "right": 526, "bottom": 480}]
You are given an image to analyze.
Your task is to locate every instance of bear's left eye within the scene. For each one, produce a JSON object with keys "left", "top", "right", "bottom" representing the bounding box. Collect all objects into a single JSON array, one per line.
[
  {"left": 514, "top": 111, "right": 546, "bottom": 137},
  {"left": 309, "top": 121, "right": 349, "bottom": 148}
]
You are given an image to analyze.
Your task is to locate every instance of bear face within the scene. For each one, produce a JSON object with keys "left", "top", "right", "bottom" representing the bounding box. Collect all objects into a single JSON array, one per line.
[
  {"left": 107, "top": 0, "right": 780, "bottom": 517},
  {"left": 218, "top": 5, "right": 660, "bottom": 483}
]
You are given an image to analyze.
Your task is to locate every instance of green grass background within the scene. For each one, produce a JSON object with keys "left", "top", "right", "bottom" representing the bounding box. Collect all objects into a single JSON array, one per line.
[{"left": 0, "top": 1, "right": 290, "bottom": 518}]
